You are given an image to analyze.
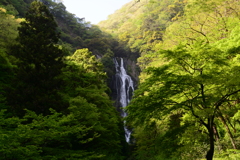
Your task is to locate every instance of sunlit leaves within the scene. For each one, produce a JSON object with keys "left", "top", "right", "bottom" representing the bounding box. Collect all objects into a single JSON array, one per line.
[
  {"left": 127, "top": 39, "right": 240, "bottom": 159},
  {"left": 62, "top": 48, "right": 125, "bottom": 159},
  {"left": 164, "top": 0, "right": 240, "bottom": 48}
]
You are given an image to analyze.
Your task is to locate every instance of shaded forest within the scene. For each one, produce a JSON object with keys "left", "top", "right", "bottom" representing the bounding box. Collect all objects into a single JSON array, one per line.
[
  {"left": 0, "top": 0, "right": 128, "bottom": 159},
  {"left": 1, "top": 0, "right": 240, "bottom": 160}
]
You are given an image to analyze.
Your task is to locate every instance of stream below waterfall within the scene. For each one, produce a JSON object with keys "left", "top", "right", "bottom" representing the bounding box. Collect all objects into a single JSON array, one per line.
[{"left": 114, "top": 58, "right": 134, "bottom": 143}]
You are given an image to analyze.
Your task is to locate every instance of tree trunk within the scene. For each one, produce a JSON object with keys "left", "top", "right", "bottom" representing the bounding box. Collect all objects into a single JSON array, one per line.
[{"left": 206, "top": 118, "right": 215, "bottom": 160}]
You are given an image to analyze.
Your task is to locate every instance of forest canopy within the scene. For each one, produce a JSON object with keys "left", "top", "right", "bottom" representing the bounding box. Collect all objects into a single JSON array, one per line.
[
  {"left": 1, "top": 0, "right": 240, "bottom": 160},
  {"left": 108, "top": 0, "right": 240, "bottom": 160},
  {"left": 0, "top": 1, "right": 126, "bottom": 159}
]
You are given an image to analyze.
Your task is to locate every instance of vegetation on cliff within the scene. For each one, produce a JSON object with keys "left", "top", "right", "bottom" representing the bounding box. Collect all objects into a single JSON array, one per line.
[
  {"left": 1, "top": 0, "right": 240, "bottom": 159},
  {"left": 100, "top": 0, "right": 240, "bottom": 159}
]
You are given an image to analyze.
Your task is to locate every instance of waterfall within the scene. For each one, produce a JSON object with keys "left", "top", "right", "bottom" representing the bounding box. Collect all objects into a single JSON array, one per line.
[{"left": 114, "top": 58, "right": 134, "bottom": 143}]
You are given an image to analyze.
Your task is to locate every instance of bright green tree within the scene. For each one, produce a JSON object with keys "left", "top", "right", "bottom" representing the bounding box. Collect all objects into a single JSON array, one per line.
[
  {"left": 62, "top": 48, "right": 126, "bottom": 160},
  {"left": 126, "top": 40, "right": 240, "bottom": 160},
  {"left": 0, "top": 7, "right": 20, "bottom": 52},
  {"left": 0, "top": 7, "right": 19, "bottom": 112}
]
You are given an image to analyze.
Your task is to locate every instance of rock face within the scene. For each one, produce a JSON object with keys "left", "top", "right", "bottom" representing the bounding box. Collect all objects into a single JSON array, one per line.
[
  {"left": 125, "top": 58, "right": 139, "bottom": 84},
  {"left": 110, "top": 57, "right": 137, "bottom": 142},
  {"left": 110, "top": 57, "right": 139, "bottom": 112}
]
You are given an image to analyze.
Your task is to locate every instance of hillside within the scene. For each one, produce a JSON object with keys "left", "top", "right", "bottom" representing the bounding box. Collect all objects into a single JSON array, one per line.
[
  {"left": 1, "top": 0, "right": 240, "bottom": 160},
  {"left": 99, "top": 0, "right": 240, "bottom": 160},
  {"left": 99, "top": 0, "right": 184, "bottom": 58},
  {"left": 0, "top": 1, "right": 128, "bottom": 159}
]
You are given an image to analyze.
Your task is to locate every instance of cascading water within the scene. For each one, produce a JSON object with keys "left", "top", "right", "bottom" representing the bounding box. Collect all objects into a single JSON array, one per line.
[{"left": 114, "top": 58, "right": 134, "bottom": 143}]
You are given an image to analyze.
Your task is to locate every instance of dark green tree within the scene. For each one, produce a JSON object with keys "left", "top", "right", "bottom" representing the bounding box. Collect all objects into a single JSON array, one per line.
[{"left": 6, "top": 1, "right": 67, "bottom": 116}]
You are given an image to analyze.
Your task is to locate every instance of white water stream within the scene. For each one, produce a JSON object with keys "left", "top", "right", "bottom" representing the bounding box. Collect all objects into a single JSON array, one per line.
[{"left": 114, "top": 58, "right": 134, "bottom": 143}]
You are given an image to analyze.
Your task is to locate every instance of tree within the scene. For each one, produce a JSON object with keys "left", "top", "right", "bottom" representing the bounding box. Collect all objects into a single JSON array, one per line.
[
  {"left": 0, "top": 7, "right": 20, "bottom": 53},
  {"left": 163, "top": 0, "right": 240, "bottom": 48},
  {"left": 6, "top": 1, "right": 67, "bottom": 116},
  {"left": 0, "top": 7, "right": 20, "bottom": 112},
  {"left": 62, "top": 49, "right": 126, "bottom": 159},
  {"left": 0, "top": 108, "right": 102, "bottom": 160},
  {"left": 126, "top": 40, "right": 240, "bottom": 160}
]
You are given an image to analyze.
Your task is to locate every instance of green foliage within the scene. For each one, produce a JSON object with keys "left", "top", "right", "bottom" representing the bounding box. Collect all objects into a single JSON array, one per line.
[
  {"left": 0, "top": 7, "right": 20, "bottom": 52},
  {"left": 62, "top": 48, "right": 126, "bottom": 159},
  {"left": 0, "top": 109, "right": 102, "bottom": 160},
  {"left": 101, "top": 48, "right": 115, "bottom": 84},
  {"left": 126, "top": 39, "right": 240, "bottom": 159},
  {"left": 0, "top": 1, "right": 127, "bottom": 160},
  {"left": 0, "top": 0, "right": 118, "bottom": 64},
  {"left": 99, "top": 0, "right": 186, "bottom": 58},
  {"left": 0, "top": 7, "right": 19, "bottom": 112},
  {"left": 8, "top": 0, "right": 30, "bottom": 16},
  {"left": 163, "top": 0, "right": 240, "bottom": 48},
  {"left": 6, "top": 1, "right": 67, "bottom": 116},
  {"left": 0, "top": 52, "right": 12, "bottom": 111},
  {"left": 122, "top": 0, "right": 240, "bottom": 157}
]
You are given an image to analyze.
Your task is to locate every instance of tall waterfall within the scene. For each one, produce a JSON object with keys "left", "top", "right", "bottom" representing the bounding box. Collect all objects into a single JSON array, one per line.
[{"left": 114, "top": 58, "right": 134, "bottom": 143}]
